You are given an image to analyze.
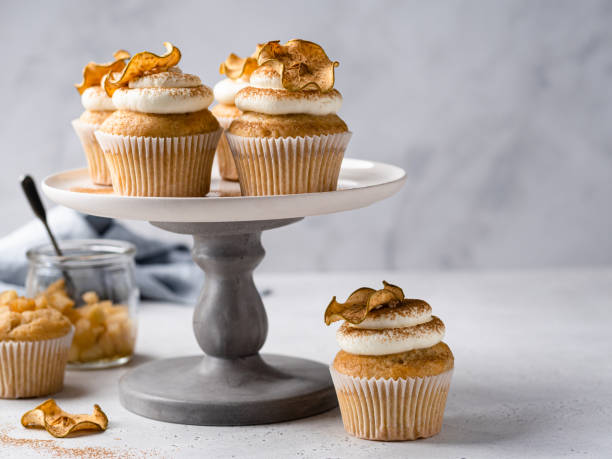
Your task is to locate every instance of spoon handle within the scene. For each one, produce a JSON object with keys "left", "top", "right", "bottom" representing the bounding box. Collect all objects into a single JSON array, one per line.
[
  {"left": 20, "top": 175, "right": 77, "bottom": 298},
  {"left": 21, "top": 175, "right": 63, "bottom": 256}
]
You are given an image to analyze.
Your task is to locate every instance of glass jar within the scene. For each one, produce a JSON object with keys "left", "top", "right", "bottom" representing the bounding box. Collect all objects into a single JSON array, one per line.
[{"left": 26, "top": 239, "right": 139, "bottom": 369}]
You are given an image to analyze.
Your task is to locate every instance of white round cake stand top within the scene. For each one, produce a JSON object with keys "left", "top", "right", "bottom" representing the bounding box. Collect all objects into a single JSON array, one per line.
[
  {"left": 41, "top": 158, "right": 406, "bottom": 426},
  {"left": 42, "top": 158, "right": 406, "bottom": 222}
]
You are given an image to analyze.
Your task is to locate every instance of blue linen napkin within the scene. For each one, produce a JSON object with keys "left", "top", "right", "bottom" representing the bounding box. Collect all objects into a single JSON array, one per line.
[{"left": 0, "top": 206, "right": 202, "bottom": 303}]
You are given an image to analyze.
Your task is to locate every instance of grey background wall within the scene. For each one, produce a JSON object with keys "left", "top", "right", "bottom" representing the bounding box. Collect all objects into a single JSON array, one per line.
[{"left": 1, "top": 0, "right": 610, "bottom": 271}]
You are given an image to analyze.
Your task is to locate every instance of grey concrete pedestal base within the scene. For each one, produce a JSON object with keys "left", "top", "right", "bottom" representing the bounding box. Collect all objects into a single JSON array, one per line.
[
  {"left": 119, "top": 218, "right": 337, "bottom": 425},
  {"left": 119, "top": 354, "right": 336, "bottom": 426}
]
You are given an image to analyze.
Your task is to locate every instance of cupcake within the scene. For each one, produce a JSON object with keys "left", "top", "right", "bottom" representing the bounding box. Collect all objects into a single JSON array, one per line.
[
  {"left": 212, "top": 50, "right": 258, "bottom": 181},
  {"left": 73, "top": 50, "right": 130, "bottom": 185},
  {"left": 0, "top": 290, "right": 74, "bottom": 398},
  {"left": 325, "top": 282, "right": 454, "bottom": 441},
  {"left": 95, "top": 43, "right": 222, "bottom": 196},
  {"left": 226, "top": 39, "right": 352, "bottom": 195}
]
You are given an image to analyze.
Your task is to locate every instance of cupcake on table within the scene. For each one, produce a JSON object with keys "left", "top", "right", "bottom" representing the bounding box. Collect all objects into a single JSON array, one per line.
[
  {"left": 325, "top": 281, "right": 454, "bottom": 441},
  {"left": 227, "top": 39, "right": 352, "bottom": 196},
  {"left": 73, "top": 50, "right": 130, "bottom": 185},
  {"left": 212, "top": 48, "right": 260, "bottom": 181},
  {"left": 0, "top": 290, "right": 74, "bottom": 398},
  {"left": 95, "top": 43, "right": 221, "bottom": 197}
]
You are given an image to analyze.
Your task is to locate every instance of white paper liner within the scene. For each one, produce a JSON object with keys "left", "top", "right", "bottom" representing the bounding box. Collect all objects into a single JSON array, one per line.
[
  {"left": 215, "top": 116, "right": 239, "bottom": 181},
  {"left": 330, "top": 366, "right": 453, "bottom": 441},
  {"left": 72, "top": 119, "right": 112, "bottom": 186},
  {"left": 0, "top": 328, "right": 74, "bottom": 399},
  {"left": 95, "top": 129, "right": 222, "bottom": 196},
  {"left": 226, "top": 131, "right": 352, "bottom": 195}
]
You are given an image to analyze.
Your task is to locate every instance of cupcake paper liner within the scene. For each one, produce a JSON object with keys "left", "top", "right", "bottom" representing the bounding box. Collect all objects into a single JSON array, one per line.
[
  {"left": 225, "top": 132, "right": 352, "bottom": 196},
  {"left": 330, "top": 366, "right": 453, "bottom": 441},
  {"left": 95, "top": 129, "right": 222, "bottom": 197},
  {"left": 0, "top": 328, "right": 74, "bottom": 399},
  {"left": 215, "top": 116, "right": 240, "bottom": 182},
  {"left": 72, "top": 119, "right": 112, "bottom": 186}
]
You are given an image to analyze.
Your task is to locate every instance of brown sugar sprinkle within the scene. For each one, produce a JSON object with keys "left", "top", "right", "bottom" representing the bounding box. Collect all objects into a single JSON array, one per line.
[
  {"left": 0, "top": 426, "right": 158, "bottom": 459},
  {"left": 69, "top": 187, "right": 114, "bottom": 194}
]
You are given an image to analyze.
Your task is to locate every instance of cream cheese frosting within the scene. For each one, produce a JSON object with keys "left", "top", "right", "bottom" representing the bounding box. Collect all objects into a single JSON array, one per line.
[
  {"left": 348, "top": 301, "right": 433, "bottom": 330},
  {"left": 81, "top": 86, "right": 114, "bottom": 111},
  {"left": 128, "top": 67, "right": 202, "bottom": 89},
  {"left": 213, "top": 78, "right": 249, "bottom": 105},
  {"left": 112, "top": 67, "right": 213, "bottom": 114},
  {"left": 249, "top": 67, "right": 284, "bottom": 89},
  {"left": 235, "top": 67, "right": 342, "bottom": 116},
  {"left": 336, "top": 302, "right": 445, "bottom": 355}
]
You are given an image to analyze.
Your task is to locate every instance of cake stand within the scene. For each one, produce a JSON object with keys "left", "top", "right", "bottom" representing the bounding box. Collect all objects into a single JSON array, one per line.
[{"left": 42, "top": 158, "right": 406, "bottom": 426}]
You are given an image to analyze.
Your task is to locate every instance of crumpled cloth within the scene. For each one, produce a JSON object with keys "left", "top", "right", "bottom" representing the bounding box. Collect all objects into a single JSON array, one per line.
[{"left": 0, "top": 207, "right": 202, "bottom": 303}]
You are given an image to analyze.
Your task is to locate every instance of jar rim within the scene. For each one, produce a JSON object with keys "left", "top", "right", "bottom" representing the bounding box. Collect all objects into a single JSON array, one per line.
[{"left": 26, "top": 239, "right": 136, "bottom": 265}]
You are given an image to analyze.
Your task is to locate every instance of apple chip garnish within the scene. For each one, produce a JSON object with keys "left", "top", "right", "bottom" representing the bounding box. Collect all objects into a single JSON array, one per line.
[
  {"left": 257, "top": 39, "right": 339, "bottom": 92},
  {"left": 75, "top": 49, "right": 130, "bottom": 95},
  {"left": 252, "top": 43, "right": 265, "bottom": 59},
  {"left": 21, "top": 399, "right": 108, "bottom": 438},
  {"left": 324, "top": 281, "right": 405, "bottom": 325},
  {"left": 219, "top": 53, "right": 258, "bottom": 80},
  {"left": 104, "top": 42, "right": 181, "bottom": 96}
]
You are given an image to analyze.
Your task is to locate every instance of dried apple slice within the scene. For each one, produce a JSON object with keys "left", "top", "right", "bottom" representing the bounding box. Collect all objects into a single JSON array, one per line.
[
  {"left": 219, "top": 53, "right": 258, "bottom": 80},
  {"left": 325, "top": 287, "right": 375, "bottom": 325},
  {"left": 257, "top": 39, "right": 339, "bottom": 92},
  {"left": 104, "top": 42, "right": 181, "bottom": 96},
  {"left": 252, "top": 43, "right": 265, "bottom": 59},
  {"left": 75, "top": 50, "right": 130, "bottom": 95},
  {"left": 21, "top": 399, "right": 108, "bottom": 438},
  {"left": 112, "top": 49, "right": 130, "bottom": 60},
  {"left": 324, "top": 281, "right": 406, "bottom": 325},
  {"left": 382, "top": 280, "right": 404, "bottom": 300},
  {"left": 366, "top": 289, "right": 398, "bottom": 310}
]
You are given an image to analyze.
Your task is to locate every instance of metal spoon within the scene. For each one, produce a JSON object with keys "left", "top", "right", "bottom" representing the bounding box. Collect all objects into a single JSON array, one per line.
[{"left": 20, "top": 175, "right": 77, "bottom": 299}]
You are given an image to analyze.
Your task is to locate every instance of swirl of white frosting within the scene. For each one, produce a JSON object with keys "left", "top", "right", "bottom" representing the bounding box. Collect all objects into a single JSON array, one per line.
[
  {"left": 81, "top": 86, "right": 114, "bottom": 111},
  {"left": 249, "top": 68, "right": 284, "bottom": 89},
  {"left": 213, "top": 78, "right": 249, "bottom": 105},
  {"left": 234, "top": 67, "right": 342, "bottom": 116},
  {"left": 112, "top": 67, "right": 213, "bottom": 114},
  {"left": 125, "top": 67, "right": 198, "bottom": 89},
  {"left": 336, "top": 302, "right": 445, "bottom": 355},
  {"left": 349, "top": 301, "right": 432, "bottom": 330}
]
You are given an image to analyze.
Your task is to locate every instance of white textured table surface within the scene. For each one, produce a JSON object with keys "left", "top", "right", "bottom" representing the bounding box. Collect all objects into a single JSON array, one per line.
[{"left": 1, "top": 269, "right": 611, "bottom": 458}]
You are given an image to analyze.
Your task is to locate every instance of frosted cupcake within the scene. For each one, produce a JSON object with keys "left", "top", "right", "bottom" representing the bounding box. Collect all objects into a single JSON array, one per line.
[
  {"left": 326, "top": 282, "right": 454, "bottom": 441},
  {"left": 73, "top": 50, "right": 130, "bottom": 185},
  {"left": 212, "top": 51, "right": 258, "bottom": 181},
  {"left": 95, "top": 43, "right": 221, "bottom": 196},
  {"left": 0, "top": 290, "right": 73, "bottom": 398},
  {"left": 226, "top": 39, "right": 351, "bottom": 195}
]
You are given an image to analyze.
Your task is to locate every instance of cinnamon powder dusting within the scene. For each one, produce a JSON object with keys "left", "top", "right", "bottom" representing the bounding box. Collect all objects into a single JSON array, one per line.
[
  {"left": 0, "top": 426, "right": 158, "bottom": 459},
  {"left": 69, "top": 187, "right": 114, "bottom": 194}
]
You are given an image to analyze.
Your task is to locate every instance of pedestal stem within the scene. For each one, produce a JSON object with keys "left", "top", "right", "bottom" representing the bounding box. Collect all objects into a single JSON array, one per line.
[{"left": 192, "top": 231, "right": 266, "bottom": 358}]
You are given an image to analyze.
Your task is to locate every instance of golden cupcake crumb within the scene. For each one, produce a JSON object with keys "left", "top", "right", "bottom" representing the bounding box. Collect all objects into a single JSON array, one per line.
[
  {"left": 229, "top": 112, "right": 347, "bottom": 138},
  {"left": 98, "top": 108, "right": 219, "bottom": 137},
  {"left": 212, "top": 103, "right": 242, "bottom": 119},
  {"left": 79, "top": 109, "right": 114, "bottom": 125},
  {"left": 333, "top": 342, "right": 454, "bottom": 379}
]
